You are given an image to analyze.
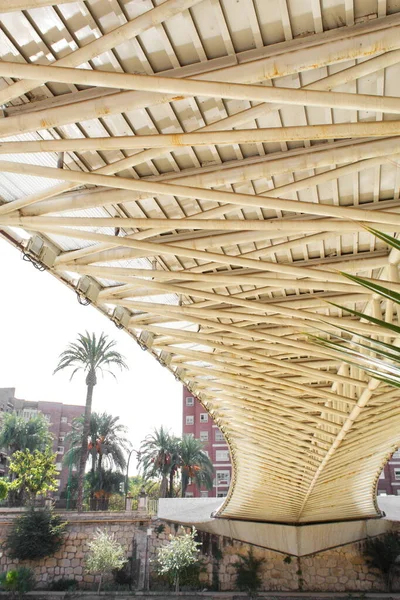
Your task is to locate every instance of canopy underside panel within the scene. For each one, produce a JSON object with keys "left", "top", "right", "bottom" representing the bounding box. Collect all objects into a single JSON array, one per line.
[{"left": 0, "top": 0, "right": 400, "bottom": 524}]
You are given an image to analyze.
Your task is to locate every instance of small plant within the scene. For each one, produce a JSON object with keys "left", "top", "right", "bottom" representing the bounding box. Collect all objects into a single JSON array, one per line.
[
  {"left": 155, "top": 523, "right": 166, "bottom": 535},
  {"left": 6, "top": 507, "right": 67, "bottom": 560},
  {"left": 363, "top": 532, "right": 400, "bottom": 591},
  {"left": 283, "top": 555, "right": 292, "bottom": 564},
  {"left": 156, "top": 527, "right": 201, "bottom": 592},
  {"left": 0, "top": 567, "right": 36, "bottom": 599},
  {"left": 233, "top": 548, "right": 265, "bottom": 596},
  {"left": 49, "top": 578, "right": 79, "bottom": 591},
  {"left": 86, "top": 529, "right": 127, "bottom": 594}
]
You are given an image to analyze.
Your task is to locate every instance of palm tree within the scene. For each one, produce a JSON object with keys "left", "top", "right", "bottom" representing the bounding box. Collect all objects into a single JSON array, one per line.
[
  {"left": 54, "top": 331, "right": 128, "bottom": 511},
  {"left": 179, "top": 434, "right": 213, "bottom": 498},
  {"left": 0, "top": 412, "right": 52, "bottom": 455},
  {"left": 64, "top": 412, "right": 130, "bottom": 498},
  {"left": 138, "top": 426, "right": 180, "bottom": 498}
]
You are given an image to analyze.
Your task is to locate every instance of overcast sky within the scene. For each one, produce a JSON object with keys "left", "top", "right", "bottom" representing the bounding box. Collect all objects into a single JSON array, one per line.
[{"left": 0, "top": 236, "right": 182, "bottom": 474}]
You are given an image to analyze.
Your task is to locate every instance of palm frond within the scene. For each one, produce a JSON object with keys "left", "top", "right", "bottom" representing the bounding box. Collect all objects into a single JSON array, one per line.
[{"left": 310, "top": 230, "right": 400, "bottom": 389}]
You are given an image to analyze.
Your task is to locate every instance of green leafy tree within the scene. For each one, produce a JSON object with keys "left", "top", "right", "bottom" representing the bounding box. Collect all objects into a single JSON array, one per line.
[
  {"left": 0, "top": 412, "right": 52, "bottom": 455},
  {"left": 86, "top": 529, "right": 127, "bottom": 593},
  {"left": 54, "top": 331, "right": 128, "bottom": 511},
  {"left": 0, "top": 567, "right": 36, "bottom": 599},
  {"left": 156, "top": 528, "right": 201, "bottom": 592},
  {"left": 6, "top": 508, "right": 67, "bottom": 560},
  {"left": 128, "top": 475, "right": 159, "bottom": 508},
  {"left": 8, "top": 448, "right": 58, "bottom": 503},
  {"left": 233, "top": 548, "right": 265, "bottom": 595},
  {"left": 139, "top": 426, "right": 180, "bottom": 498},
  {"left": 363, "top": 532, "right": 400, "bottom": 591},
  {"left": 180, "top": 434, "right": 214, "bottom": 498}
]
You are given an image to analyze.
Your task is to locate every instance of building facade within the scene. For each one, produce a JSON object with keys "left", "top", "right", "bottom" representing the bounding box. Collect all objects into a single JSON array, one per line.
[
  {"left": 377, "top": 449, "right": 400, "bottom": 496},
  {"left": 0, "top": 388, "right": 84, "bottom": 496},
  {"left": 182, "top": 386, "right": 232, "bottom": 498}
]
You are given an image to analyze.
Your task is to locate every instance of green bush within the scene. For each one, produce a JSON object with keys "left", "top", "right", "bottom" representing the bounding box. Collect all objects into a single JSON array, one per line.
[
  {"left": 0, "top": 478, "right": 8, "bottom": 500},
  {"left": 0, "top": 567, "right": 36, "bottom": 599},
  {"left": 233, "top": 548, "right": 265, "bottom": 595},
  {"left": 6, "top": 507, "right": 67, "bottom": 560},
  {"left": 108, "top": 493, "right": 125, "bottom": 512},
  {"left": 363, "top": 532, "right": 400, "bottom": 591},
  {"left": 49, "top": 578, "right": 78, "bottom": 591}
]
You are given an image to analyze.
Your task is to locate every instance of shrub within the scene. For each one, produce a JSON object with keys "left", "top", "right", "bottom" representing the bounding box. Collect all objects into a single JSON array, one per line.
[
  {"left": 363, "top": 532, "right": 400, "bottom": 591},
  {"left": 108, "top": 493, "right": 125, "bottom": 512},
  {"left": 6, "top": 507, "right": 67, "bottom": 560},
  {"left": 0, "top": 567, "right": 36, "bottom": 599},
  {"left": 0, "top": 478, "right": 8, "bottom": 500},
  {"left": 113, "top": 558, "right": 133, "bottom": 587},
  {"left": 233, "top": 548, "right": 265, "bottom": 595},
  {"left": 49, "top": 578, "right": 78, "bottom": 591}
]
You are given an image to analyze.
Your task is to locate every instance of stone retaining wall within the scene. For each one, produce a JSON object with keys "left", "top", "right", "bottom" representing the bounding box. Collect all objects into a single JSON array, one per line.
[{"left": 0, "top": 511, "right": 393, "bottom": 592}]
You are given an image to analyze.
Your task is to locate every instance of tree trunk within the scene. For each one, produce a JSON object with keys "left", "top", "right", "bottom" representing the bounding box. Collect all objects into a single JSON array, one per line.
[
  {"left": 160, "top": 475, "right": 168, "bottom": 498},
  {"left": 175, "top": 573, "right": 179, "bottom": 593},
  {"left": 169, "top": 468, "right": 175, "bottom": 498},
  {"left": 98, "top": 453, "right": 103, "bottom": 490},
  {"left": 181, "top": 473, "right": 188, "bottom": 498},
  {"left": 76, "top": 379, "right": 94, "bottom": 512},
  {"left": 97, "top": 574, "right": 102, "bottom": 594},
  {"left": 89, "top": 448, "right": 96, "bottom": 506}
]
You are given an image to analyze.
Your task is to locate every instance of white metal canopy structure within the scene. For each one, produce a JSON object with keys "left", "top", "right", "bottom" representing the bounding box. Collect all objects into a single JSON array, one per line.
[{"left": 1, "top": 0, "right": 400, "bottom": 526}]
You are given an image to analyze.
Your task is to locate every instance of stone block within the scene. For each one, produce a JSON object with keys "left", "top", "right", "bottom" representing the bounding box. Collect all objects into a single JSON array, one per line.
[
  {"left": 60, "top": 559, "right": 70, "bottom": 567},
  {"left": 74, "top": 567, "right": 83, "bottom": 575}
]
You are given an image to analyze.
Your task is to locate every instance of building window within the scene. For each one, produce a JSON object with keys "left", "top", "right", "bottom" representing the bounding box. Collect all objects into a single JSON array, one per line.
[
  {"left": 378, "top": 491, "right": 387, "bottom": 496},
  {"left": 216, "top": 470, "right": 230, "bottom": 486},
  {"left": 185, "top": 492, "right": 194, "bottom": 498},
  {"left": 200, "top": 491, "right": 209, "bottom": 497},
  {"left": 57, "top": 446, "right": 64, "bottom": 455},
  {"left": 22, "top": 409, "right": 38, "bottom": 421},
  {"left": 200, "top": 413, "right": 208, "bottom": 423},
  {"left": 217, "top": 491, "right": 228, "bottom": 498},
  {"left": 186, "top": 416, "right": 194, "bottom": 426},
  {"left": 395, "top": 469, "right": 400, "bottom": 481},
  {"left": 393, "top": 449, "right": 400, "bottom": 459},
  {"left": 55, "top": 462, "right": 62, "bottom": 471},
  {"left": 59, "top": 436, "right": 65, "bottom": 443},
  {"left": 55, "top": 480, "right": 61, "bottom": 488},
  {"left": 61, "top": 416, "right": 68, "bottom": 424},
  {"left": 186, "top": 396, "right": 194, "bottom": 406},
  {"left": 200, "top": 431, "right": 208, "bottom": 442},
  {"left": 379, "top": 471, "right": 385, "bottom": 480},
  {"left": 216, "top": 450, "right": 229, "bottom": 462},
  {"left": 43, "top": 414, "right": 51, "bottom": 422},
  {"left": 215, "top": 430, "right": 224, "bottom": 442}
]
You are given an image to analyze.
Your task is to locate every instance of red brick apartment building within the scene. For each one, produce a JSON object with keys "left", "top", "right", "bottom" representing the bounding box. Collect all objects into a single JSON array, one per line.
[
  {"left": 377, "top": 448, "right": 400, "bottom": 496},
  {"left": 182, "top": 386, "right": 232, "bottom": 498},
  {"left": 0, "top": 387, "right": 84, "bottom": 497}
]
